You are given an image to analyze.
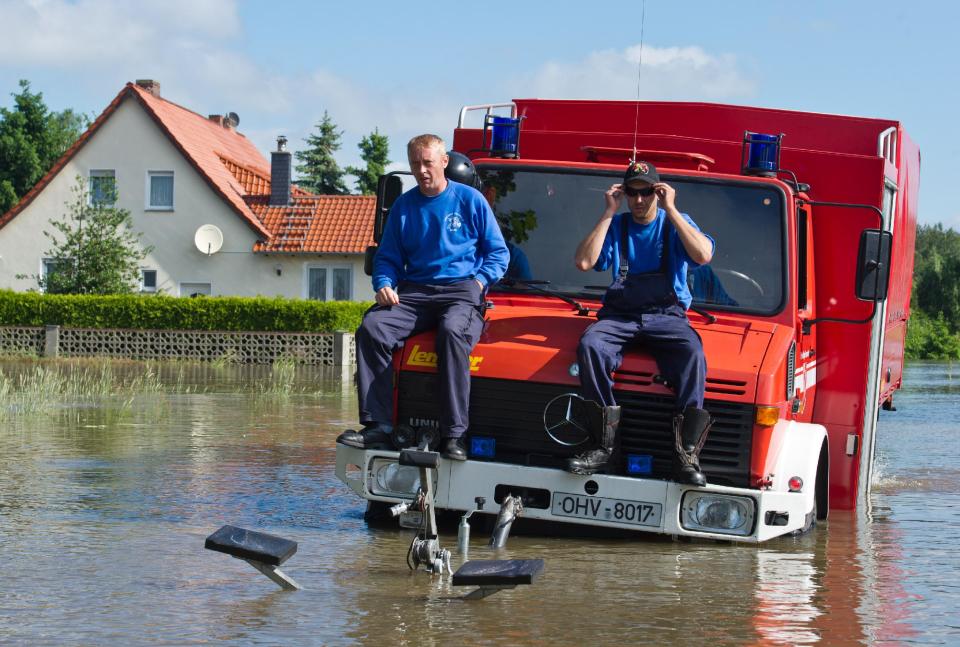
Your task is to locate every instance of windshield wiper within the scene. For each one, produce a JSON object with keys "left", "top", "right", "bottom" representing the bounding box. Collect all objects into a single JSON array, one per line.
[
  {"left": 497, "top": 278, "right": 593, "bottom": 316},
  {"left": 689, "top": 305, "right": 717, "bottom": 324}
]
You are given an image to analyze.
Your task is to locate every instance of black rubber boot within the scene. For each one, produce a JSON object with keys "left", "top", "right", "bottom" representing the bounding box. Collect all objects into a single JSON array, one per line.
[
  {"left": 336, "top": 424, "right": 393, "bottom": 450},
  {"left": 566, "top": 406, "right": 621, "bottom": 475},
  {"left": 441, "top": 437, "right": 467, "bottom": 461},
  {"left": 672, "top": 407, "right": 712, "bottom": 486}
]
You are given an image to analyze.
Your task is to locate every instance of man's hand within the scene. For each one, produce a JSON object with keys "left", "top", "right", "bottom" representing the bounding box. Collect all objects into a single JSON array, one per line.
[
  {"left": 375, "top": 286, "right": 400, "bottom": 306},
  {"left": 604, "top": 183, "right": 624, "bottom": 213},
  {"left": 654, "top": 182, "right": 677, "bottom": 211}
]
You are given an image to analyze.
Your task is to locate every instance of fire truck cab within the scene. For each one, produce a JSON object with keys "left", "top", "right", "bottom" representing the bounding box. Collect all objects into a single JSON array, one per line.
[{"left": 336, "top": 99, "right": 918, "bottom": 543}]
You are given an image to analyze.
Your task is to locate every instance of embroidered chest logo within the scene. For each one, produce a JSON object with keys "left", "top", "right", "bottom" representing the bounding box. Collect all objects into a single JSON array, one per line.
[{"left": 444, "top": 213, "right": 463, "bottom": 233}]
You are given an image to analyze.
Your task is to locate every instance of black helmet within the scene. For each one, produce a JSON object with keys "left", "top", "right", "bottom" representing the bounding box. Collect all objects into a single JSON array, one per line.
[{"left": 445, "top": 151, "right": 480, "bottom": 189}]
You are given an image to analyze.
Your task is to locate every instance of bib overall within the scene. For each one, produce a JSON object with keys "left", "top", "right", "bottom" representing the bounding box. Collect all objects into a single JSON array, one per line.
[{"left": 578, "top": 214, "right": 707, "bottom": 410}]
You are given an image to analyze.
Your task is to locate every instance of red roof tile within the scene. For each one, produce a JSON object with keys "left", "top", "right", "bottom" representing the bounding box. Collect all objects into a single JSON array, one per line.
[
  {"left": 250, "top": 194, "right": 375, "bottom": 254},
  {"left": 219, "top": 155, "right": 310, "bottom": 198}
]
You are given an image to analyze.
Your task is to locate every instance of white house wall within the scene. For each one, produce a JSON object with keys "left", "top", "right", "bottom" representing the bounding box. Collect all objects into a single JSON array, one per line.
[{"left": 0, "top": 97, "right": 373, "bottom": 303}]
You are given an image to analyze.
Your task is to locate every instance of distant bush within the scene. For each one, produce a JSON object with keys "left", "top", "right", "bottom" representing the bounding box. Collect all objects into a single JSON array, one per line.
[
  {"left": 905, "top": 311, "right": 960, "bottom": 360},
  {"left": 0, "top": 290, "right": 369, "bottom": 333}
]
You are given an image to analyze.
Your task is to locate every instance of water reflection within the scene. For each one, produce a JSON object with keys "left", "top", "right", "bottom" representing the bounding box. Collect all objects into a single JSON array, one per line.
[{"left": 0, "top": 360, "right": 957, "bottom": 643}]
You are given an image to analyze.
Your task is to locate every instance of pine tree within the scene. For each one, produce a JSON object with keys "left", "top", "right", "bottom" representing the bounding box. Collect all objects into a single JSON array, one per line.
[
  {"left": 294, "top": 112, "right": 349, "bottom": 195},
  {"left": 0, "top": 80, "right": 86, "bottom": 213},
  {"left": 18, "top": 177, "right": 151, "bottom": 294},
  {"left": 346, "top": 128, "right": 391, "bottom": 195}
]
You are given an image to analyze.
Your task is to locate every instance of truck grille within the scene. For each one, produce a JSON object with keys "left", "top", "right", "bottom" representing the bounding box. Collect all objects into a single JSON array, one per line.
[{"left": 397, "top": 372, "right": 754, "bottom": 487}]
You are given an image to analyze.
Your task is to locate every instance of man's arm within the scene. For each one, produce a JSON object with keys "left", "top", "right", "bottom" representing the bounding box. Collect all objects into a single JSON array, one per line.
[
  {"left": 655, "top": 183, "right": 713, "bottom": 265},
  {"left": 372, "top": 205, "right": 405, "bottom": 305},
  {"left": 474, "top": 195, "right": 509, "bottom": 288},
  {"left": 574, "top": 183, "right": 621, "bottom": 271}
]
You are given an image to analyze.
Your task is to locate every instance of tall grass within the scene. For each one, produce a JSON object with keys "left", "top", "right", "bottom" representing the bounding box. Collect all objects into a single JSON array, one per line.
[
  {"left": 255, "top": 357, "right": 298, "bottom": 397},
  {"left": 0, "top": 356, "right": 322, "bottom": 419}
]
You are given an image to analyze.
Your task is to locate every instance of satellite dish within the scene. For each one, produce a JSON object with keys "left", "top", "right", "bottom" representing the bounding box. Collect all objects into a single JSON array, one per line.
[
  {"left": 194, "top": 224, "right": 224, "bottom": 256},
  {"left": 226, "top": 112, "right": 240, "bottom": 128}
]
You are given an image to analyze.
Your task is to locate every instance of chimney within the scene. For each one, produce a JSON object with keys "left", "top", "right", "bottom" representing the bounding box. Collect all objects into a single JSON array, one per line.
[
  {"left": 270, "top": 136, "right": 292, "bottom": 206},
  {"left": 208, "top": 114, "right": 225, "bottom": 127},
  {"left": 135, "top": 79, "right": 161, "bottom": 98}
]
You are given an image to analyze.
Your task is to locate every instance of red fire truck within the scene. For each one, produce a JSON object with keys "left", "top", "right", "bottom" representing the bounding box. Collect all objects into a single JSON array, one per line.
[{"left": 336, "top": 99, "right": 918, "bottom": 542}]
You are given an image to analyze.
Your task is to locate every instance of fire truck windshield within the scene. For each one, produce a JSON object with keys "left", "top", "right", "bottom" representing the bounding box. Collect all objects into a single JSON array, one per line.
[{"left": 479, "top": 167, "right": 787, "bottom": 314}]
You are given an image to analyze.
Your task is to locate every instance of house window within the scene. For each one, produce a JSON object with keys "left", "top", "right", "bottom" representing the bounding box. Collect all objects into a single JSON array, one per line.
[
  {"left": 141, "top": 269, "right": 157, "bottom": 292},
  {"left": 41, "top": 257, "right": 73, "bottom": 291},
  {"left": 179, "top": 282, "right": 211, "bottom": 297},
  {"left": 89, "top": 170, "right": 116, "bottom": 205},
  {"left": 308, "top": 268, "right": 327, "bottom": 300},
  {"left": 333, "top": 268, "right": 351, "bottom": 300},
  {"left": 147, "top": 171, "right": 174, "bottom": 210},
  {"left": 306, "top": 266, "right": 352, "bottom": 301}
]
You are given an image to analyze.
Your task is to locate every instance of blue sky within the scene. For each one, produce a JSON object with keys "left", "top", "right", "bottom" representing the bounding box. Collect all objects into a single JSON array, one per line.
[{"left": 1, "top": 0, "right": 956, "bottom": 227}]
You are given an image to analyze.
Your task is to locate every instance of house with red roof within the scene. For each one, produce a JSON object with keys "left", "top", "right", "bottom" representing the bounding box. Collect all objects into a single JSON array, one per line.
[{"left": 0, "top": 79, "right": 375, "bottom": 302}]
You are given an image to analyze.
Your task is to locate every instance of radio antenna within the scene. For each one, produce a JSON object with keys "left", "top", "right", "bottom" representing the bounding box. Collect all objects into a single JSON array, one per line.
[{"left": 632, "top": 0, "right": 647, "bottom": 164}]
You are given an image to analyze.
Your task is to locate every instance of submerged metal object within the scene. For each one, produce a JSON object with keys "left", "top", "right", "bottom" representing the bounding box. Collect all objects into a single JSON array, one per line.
[
  {"left": 489, "top": 495, "right": 523, "bottom": 549},
  {"left": 204, "top": 525, "right": 301, "bottom": 591},
  {"left": 457, "top": 497, "right": 487, "bottom": 559}
]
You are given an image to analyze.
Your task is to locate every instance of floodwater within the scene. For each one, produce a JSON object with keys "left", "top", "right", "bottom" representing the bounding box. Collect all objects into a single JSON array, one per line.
[{"left": 0, "top": 361, "right": 957, "bottom": 645}]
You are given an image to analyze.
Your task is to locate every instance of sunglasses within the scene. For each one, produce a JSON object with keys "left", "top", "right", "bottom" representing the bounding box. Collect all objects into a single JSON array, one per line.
[{"left": 623, "top": 185, "right": 656, "bottom": 198}]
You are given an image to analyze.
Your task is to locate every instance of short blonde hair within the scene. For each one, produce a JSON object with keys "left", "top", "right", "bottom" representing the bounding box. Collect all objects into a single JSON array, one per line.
[{"left": 407, "top": 134, "right": 446, "bottom": 158}]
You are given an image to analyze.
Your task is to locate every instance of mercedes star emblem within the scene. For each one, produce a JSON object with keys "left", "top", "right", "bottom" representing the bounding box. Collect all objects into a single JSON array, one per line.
[{"left": 543, "top": 393, "right": 591, "bottom": 446}]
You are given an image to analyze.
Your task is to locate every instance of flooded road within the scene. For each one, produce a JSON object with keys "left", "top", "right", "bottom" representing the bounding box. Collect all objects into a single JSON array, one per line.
[{"left": 0, "top": 360, "right": 957, "bottom": 645}]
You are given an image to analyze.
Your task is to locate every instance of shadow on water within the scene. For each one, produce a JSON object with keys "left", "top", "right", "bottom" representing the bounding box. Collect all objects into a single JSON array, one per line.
[{"left": 0, "top": 359, "right": 957, "bottom": 644}]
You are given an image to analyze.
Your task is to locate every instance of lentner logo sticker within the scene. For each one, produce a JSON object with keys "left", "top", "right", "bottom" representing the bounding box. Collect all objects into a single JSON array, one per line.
[
  {"left": 407, "top": 344, "right": 483, "bottom": 371},
  {"left": 445, "top": 213, "right": 463, "bottom": 233}
]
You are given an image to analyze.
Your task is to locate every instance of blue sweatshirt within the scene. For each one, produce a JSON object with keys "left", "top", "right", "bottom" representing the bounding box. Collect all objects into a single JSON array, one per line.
[{"left": 373, "top": 181, "right": 509, "bottom": 291}]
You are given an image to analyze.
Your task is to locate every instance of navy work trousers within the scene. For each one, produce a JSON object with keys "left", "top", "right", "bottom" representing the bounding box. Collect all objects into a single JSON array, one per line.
[
  {"left": 578, "top": 309, "right": 706, "bottom": 410},
  {"left": 355, "top": 280, "right": 485, "bottom": 438}
]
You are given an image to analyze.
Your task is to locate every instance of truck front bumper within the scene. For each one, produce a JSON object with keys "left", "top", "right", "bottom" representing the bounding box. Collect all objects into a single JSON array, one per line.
[{"left": 335, "top": 445, "right": 812, "bottom": 543}]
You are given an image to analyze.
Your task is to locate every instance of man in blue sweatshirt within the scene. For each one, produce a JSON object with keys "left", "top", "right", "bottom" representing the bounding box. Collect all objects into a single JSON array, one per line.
[{"left": 336, "top": 134, "right": 509, "bottom": 460}]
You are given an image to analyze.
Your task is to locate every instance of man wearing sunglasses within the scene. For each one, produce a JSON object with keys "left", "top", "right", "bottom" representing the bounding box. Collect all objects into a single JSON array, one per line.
[{"left": 568, "top": 161, "right": 715, "bottom": 486}]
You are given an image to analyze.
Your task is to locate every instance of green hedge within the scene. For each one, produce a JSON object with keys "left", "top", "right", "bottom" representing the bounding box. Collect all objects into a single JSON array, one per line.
[{"left": 0, "top": 290, "right": 370, "bottom": 333}]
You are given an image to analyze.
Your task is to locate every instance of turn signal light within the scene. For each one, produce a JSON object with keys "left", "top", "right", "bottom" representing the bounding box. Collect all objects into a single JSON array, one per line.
[
  {"left": 788, "top": 476, "right": 804, "bottom": 492},
  {"left": 755, "top": 406, "right": 780, "bottom": 427}
]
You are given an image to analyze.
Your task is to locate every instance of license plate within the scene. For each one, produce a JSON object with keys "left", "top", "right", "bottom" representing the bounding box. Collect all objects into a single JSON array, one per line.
[
  {"left": 398, "top": 510, "right": 423, "bottom": 529},
  {"left": 552, "top": 492, "right": 662, "bottom": 527}
]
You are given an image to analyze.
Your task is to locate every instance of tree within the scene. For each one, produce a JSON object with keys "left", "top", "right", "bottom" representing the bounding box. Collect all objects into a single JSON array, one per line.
[
  {"left": 0, "top": 80, "right": 87, "bottom": 213},
  {"left": 18, "top": 177, "right": 151, "bottom": 294},
  {"left": 912, "top": 223, "right": 960, "bottom": 331},
  {"left": 346, "top": 128, "right": 391, "bottom": 195},
  {"left": 294, "top": 112, "right": 348, "bottom": 195}
]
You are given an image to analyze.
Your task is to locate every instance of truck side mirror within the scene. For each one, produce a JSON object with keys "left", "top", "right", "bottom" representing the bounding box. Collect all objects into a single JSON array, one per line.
[
  {"left": 374, "top": 174, "right": 404, "bottom": 243},
  {"left": 364, "top": 245, "right": 378, "bottom": 276},
  {"left": 855, "top": 229, "right": 892, "bottom": 301}
]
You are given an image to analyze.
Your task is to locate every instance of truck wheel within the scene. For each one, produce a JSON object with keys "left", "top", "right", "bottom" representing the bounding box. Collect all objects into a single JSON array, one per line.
[
  {"left": 363, "top": 501, "right": 394, "bottom": 525},
  {"left": 793, "top": 497, "right": 817, "bottom": 536},
  {"left": 792, "top": 451, "right": 827, "bottom": 536}
]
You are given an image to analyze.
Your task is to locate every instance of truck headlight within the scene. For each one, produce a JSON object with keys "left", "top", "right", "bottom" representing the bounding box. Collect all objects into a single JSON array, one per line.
[
  {"left": 369, "top": 458, "right": 421, "bottom": 497},
  {"left": 680, "top": 492, "right": 756, "bottom": 536}
]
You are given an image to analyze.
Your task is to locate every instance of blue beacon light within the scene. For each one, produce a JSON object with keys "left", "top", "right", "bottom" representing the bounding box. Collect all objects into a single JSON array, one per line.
[
  {"left": 741, "top": 131, "right": 783, "bottom": 177},
  {"left": 485, "top": 114, "right": 522, "bottom": 158}
]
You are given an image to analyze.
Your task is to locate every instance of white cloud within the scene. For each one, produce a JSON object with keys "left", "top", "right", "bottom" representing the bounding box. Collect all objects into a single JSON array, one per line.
[
  {"left": 515, "top": 44, "right": 755, "bottom": 102},
  {"left": 0, "top": 0, "right": 240, "bottom": 66}
]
